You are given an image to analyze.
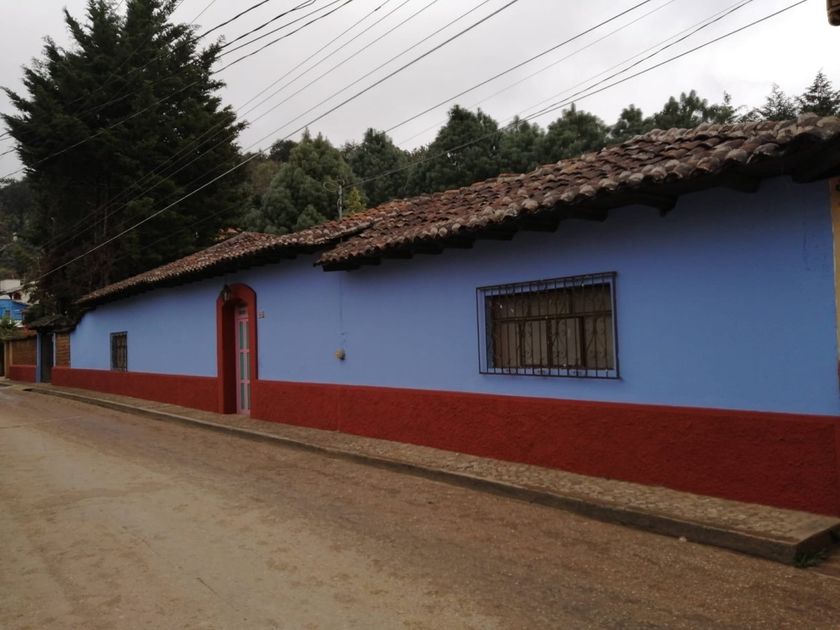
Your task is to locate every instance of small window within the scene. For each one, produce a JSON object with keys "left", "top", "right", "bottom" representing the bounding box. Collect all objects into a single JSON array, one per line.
[
  {"left": 477, "top": 273, "right": 618, "bottom": 378},
  {"left": 110, "top": 332, "right": 127, "bottom": 371}
]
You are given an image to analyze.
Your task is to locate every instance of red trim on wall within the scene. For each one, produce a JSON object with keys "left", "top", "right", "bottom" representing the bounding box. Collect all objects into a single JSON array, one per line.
[
  {"left": 52, "top": 366, "right": 218, "bottom": 412},
  {"left": 7, "top": 364, "right": 36, "bottom": 382},
  {"left": 216, "top": 283, "right": 258, "bottom": 414},
  {"left": 251, "top": 380, "right": 840, "bottom": 516}
]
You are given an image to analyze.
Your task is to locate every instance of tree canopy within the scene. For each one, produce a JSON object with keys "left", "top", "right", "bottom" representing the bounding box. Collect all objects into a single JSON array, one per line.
[
  {"left": 2, "top": 0, "right": 243, "bottom": 311},
  {"left": 244, "top": 131, "right": 361, "bottom": 234}
]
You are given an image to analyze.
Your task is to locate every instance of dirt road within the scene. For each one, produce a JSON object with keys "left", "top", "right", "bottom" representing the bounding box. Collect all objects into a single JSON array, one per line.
[{"left": 1, "top": 386, "right": 839, "bottom": 629}]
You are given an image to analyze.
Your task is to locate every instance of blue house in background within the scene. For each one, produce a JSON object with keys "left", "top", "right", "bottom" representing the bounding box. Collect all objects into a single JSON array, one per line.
[
  {"left": 22, "top": 115, "right": 840, "bottom": 517},
  {"left": 0, "top": 296, "right": 27, "bottom": 323}
]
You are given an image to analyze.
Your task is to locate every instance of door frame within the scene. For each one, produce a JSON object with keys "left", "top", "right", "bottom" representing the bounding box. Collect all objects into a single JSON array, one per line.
[{"left": 216, "top": 283, "right": 258, "bottom": 414}]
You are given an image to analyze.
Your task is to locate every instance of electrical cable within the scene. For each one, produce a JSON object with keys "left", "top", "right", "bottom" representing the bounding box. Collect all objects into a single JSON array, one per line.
[
  {"left": 32, "top": 0, "right": 520, "bottom": 282},
  {"left": 0, "top": 0, "right": 354, "bottom": 180},
  {"left": 357, "top": 0, "right": 808, "bottom": 189},
  {"left": 382, "top": 0, "right": 657, "bottom": 136},
  {"left": 394, "top": 0, "right": 684, "bottom": 146},
  {"left": 214, "top": 0, "right": 356, "bottom": 71},
  {"left": 240, "top": 0, "right": 504, "bottom": 144},
  {"left": 38, "top": 0, "right": 409, "bottom": 253}
]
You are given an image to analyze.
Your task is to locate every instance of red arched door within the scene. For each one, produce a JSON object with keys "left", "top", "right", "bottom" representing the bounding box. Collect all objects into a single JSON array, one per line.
[
  {"left": 216, "top": 284, "right": 258, "bottom": 414},
  {"left": 235, "top": 304, "right": 251, "bottom": 413}
]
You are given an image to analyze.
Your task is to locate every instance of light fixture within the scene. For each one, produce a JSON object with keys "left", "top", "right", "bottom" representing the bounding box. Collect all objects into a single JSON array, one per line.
[{"left": 220, "top": 285, "right": 232, "bottom": 303}]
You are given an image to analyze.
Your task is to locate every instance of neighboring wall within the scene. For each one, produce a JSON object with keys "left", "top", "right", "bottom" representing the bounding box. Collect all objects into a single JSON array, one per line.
[
  {"left": 7, "top": 336, "right": 36, "bottom": 382},
  {"left": 55, "top": 333, "right": 71, "bottom": 367},
  {"left": 71, "top": 281, "right": 218, "bottom": 376}
]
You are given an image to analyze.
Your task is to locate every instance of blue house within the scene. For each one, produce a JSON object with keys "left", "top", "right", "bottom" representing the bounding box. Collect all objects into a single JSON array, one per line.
[
  {"left": 0, "top": 296, "right": 27, "bottom": 323},
  {"left": 32, "top": 115, "right": 840, "bottom": 516}
]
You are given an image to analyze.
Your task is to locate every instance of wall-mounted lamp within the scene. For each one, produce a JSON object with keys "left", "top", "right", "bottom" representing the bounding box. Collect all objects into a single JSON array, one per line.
[
  {"left": 335, "top": 348, "right": 346, "bottom": 361},
  {"left": 220, "top": 285, "right": 232, "bottom": 303}
]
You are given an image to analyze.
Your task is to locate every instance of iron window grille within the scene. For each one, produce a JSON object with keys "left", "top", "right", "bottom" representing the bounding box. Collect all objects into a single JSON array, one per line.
[
  {"left": 477, "top": 272, "right": 618, "bottom": 379},
  {"left": 110, "top": 332, "right": 127, "bottom": 371}
]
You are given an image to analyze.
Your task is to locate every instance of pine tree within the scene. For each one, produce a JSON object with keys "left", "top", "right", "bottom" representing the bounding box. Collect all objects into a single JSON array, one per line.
[
  {"left": 609, "top": 105, "right": 652, "bottom": 143},
  {"left": 797, "top": 71, "right": 840, "bottom": 116},
  {"left": 539, "top": 105, "right": 608, "bottom": 163},
  {"left": 499, "top": 117, "right": 545, "bottom": 172},
  {"left": 343, "top": 129, "right": 409, "bottom": 207},
  {"left": 251, "top": 131, "right": 357, "bottom": 234},
  {"left": 406, "top": 106, "right": 502, "bottom": 195},
  {"left": 751, "top": 84, "right": 799, "bottom": 121},
  {"left": 2, "top": 0, "right": 244, "bottom": 312}
]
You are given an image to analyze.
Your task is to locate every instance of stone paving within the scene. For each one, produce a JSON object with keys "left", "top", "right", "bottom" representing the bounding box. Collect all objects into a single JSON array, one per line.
[{"left": 18, "top": 382, "right": 840, "bottom": 560}]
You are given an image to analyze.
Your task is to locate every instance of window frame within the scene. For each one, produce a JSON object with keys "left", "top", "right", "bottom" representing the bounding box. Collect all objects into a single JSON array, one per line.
[
  {"left": 110, "top": 331, "right": 128, "bottom": 372},
  {"left": 476, "top": 272, "right": 619, "bottom": 379}
]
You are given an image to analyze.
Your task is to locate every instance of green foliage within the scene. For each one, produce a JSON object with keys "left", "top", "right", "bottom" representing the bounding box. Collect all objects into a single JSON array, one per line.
[
  {"left": 248, "top": 131, "right": 356, "bottom": 234},
  {"left": 406, "top": 106, "right": 502, "bottom": 195},
  {"left": 609, "top": 105, "right": 653, "bottom": 143},
  {"left": 540, "top": 105, "right": 608, "bottom": 162},
  {"left": 649, "top": 90, "right": 714, "bottom": 129},
  {"left": 0, "top": 312, "right": 16, "bottom": 332},
  {"left": 293, "top": 205, "right": 328, "bottom": 231},
  {"left": 344, "top": 187, "right": 366, "bottom": 215},
  {"left": 268, "top": 139, "right": 298, "bottom": 162},
  {"left": 752, "top": 84, "right": 799, "bottom": 121},
  {"left": 797, "top": 71, "right": 840, "bottom": 116},
  {"left": 2, "top": 0, "right": 244, "bottom": 311},
  {"left": 0, "top": 178, "right": 39, "bottom": 278},
  {"left": 499, "top": 117, "right": 545, "bottom": 172},
  {"left": 343, "top": 129, "right": 409, "bottom": 207}
]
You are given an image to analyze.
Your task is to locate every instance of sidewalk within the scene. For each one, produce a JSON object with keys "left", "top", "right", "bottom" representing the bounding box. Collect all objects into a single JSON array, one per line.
[{"left": 16, "top": 380, "right": 840, "bottom": 565}]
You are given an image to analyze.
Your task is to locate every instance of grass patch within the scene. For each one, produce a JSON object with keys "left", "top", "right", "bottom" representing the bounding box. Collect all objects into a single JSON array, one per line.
[{"left": 794, "top": 548, "right": 829, "bottom": 568}]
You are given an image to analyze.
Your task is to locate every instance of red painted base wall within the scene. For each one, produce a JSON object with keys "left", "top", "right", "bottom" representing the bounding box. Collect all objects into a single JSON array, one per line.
[
  {"left": 7, "top": 364, "right": 36, "bottom": 382},
  {"left": 39, "top": 369, "right": 840, "bottom": 516},
  {"left": 51, "top": 367, "right": 218, "bottom": 412},
  {"left": 251, "top": 380, "right": 840, "bottom": 516}
]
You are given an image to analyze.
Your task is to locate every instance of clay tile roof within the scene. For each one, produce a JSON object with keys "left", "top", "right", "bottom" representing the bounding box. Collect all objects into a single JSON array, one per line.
[
  {"left": 80, "top": 115, "right": 840, "bottom": 306},
  {"left": 318, "top": 114, "right": 840, "bottom": 267}
]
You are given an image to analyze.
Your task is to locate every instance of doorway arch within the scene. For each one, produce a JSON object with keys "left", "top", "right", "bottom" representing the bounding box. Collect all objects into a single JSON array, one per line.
[{"left": 216, "top": 283, "right": 258, "bottom": 414}]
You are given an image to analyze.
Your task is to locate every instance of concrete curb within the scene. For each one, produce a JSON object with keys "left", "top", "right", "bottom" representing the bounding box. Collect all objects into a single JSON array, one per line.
[{"left": 25, "top": 386, "right": 838, "bottom": 565}]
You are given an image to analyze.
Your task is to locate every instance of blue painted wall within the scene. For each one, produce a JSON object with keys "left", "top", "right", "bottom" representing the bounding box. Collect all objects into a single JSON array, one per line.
[
  {"left": 71, "top": 177, "right": 839, "bottom": 415},
  {"left": 0, "top": 298, "right": 27, "bottom": 322},
  {"left": 71, "top": 281, "right": 219, "bottom": 376}
]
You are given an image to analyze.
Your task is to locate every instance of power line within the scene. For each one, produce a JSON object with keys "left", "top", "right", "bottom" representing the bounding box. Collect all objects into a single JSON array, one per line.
[
  {"left": 189, "top": 0, "right": 220, "bottom": 23},
  {"left": 38, "top": 0, "right": 409, "bottom": 254},
  {"left": 35, "top": 0, "right": 478, "bottom": 255},
  {"left": 0, "top": 0, "right": 354, "bottom": 180},
  {"left": 245, "top": 0, "right": 504, "bottom": 144},
  {"left": 199, "top": 0, "right": 276, "bottom": 39},
  {"left": 358, "top": 0, "right": 807, "bottom": 189},
  {"left": 382, "top": 0, "right": 657, "bottom": 136},
  {"left": 394, "top": 0, "right": 683, "bottom": 145},
  {"left": 523, "top": 0, "right": 756, "bottom": 121},
  {"left": 218, "top": 0, "right": 321, "bottom": 50},
  {"left": 215, "top": 0, "right": 356, "bottom": 71},
  {"left": 231, "top": 0, "right": 444, "bottom": 129},
  {"left": 33, "top": 0, "right": 520, "bottom": 283},
  {"left": 0, "top": 0, "right": 291, "bottom": 147},
  {"left": 397, "top": 0, "right": 752, "bottom": 146}
]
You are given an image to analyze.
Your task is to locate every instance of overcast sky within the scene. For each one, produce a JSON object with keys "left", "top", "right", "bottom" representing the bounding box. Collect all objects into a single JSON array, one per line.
[{"left": 0, "top": 0, "right": 837, "bottom": 177}]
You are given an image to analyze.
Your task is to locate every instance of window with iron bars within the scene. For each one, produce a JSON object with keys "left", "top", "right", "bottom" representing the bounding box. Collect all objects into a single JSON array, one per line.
[
  {"left": 110, "top": 332, "right": 127, "bottom": 371},
  {"left": 477, "top": 273, "right": 618, "bottom": 378}
]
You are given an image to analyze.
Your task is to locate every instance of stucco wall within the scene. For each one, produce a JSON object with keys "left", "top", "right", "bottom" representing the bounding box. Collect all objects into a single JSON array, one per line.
[
  {"left": 71, "top": 281, "right": 218, "bottom": 376},
  {"left": 71, "top": 177, "right": 839, "bottom": 415}
]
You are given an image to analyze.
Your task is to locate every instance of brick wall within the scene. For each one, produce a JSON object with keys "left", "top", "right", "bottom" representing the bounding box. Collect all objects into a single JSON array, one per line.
[
  {"left": 10, "top": 337, "right": 36, "bottom": 365},
  {"left": 55, "top": 333, "right": 71, "bottom": 367}
]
